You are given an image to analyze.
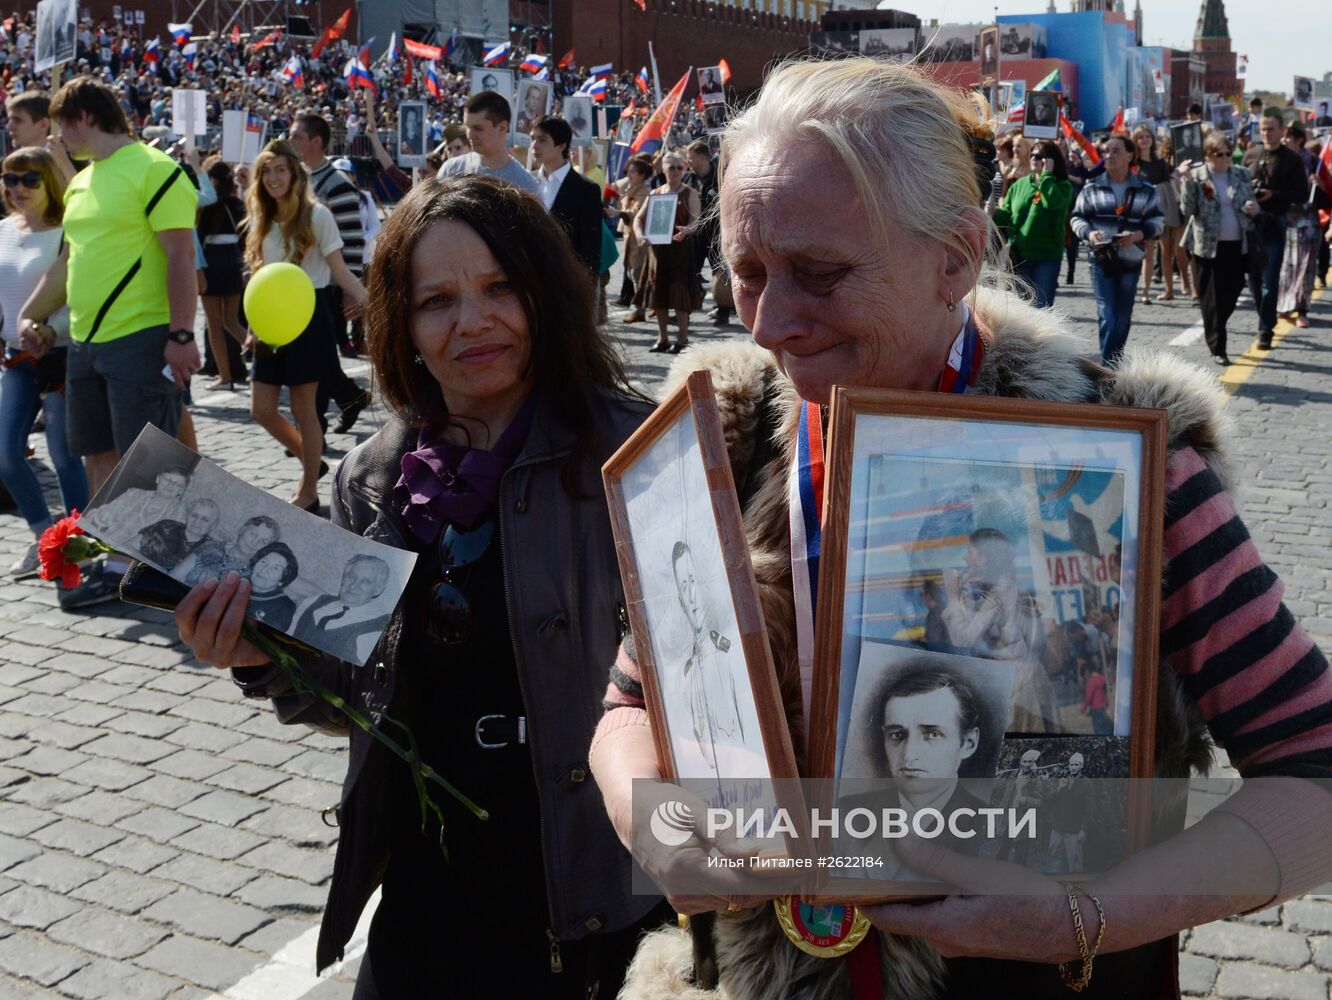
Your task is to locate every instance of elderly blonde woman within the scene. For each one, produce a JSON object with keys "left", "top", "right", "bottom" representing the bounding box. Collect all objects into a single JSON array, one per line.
[
  {"left": 633, "top": 149, "right": 702, "bottom": 354},
  {"left": 591, "top": 58, "right": 1332, "bottom": 999}
]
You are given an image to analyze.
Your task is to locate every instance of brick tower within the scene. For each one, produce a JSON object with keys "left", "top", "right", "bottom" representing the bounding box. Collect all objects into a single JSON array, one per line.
[{"left": 1193, "top": 0, "right": 1239, "bottom": 98}]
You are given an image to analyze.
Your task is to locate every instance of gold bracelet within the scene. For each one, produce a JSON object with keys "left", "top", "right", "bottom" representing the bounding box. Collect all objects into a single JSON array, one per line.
[{"left": 1058, "top": 884, "right": 1106, "bottom": 992}]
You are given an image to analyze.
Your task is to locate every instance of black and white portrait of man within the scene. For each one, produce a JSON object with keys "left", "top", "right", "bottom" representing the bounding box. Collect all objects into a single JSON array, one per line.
[{"left": 292, "top": 554, "right": 392, "bottom": 666}]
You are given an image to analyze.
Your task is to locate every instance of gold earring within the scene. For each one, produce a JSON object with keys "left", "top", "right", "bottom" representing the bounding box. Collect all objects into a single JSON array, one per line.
[{"left": 946, "top": 289, "right": 957, "bottom": 313}]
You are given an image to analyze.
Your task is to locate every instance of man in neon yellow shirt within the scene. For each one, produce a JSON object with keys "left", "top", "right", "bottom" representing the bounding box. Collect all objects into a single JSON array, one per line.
[{"left": 21, "top": 78, "right": 200, "bottom": 608}]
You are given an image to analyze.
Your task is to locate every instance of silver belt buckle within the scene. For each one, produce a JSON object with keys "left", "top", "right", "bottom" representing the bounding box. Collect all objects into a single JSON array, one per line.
[{"left": 475, "top": 713, "right": 526, "bottom": 749}]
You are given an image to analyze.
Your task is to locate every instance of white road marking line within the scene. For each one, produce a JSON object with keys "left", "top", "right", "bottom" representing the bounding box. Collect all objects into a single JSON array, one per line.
[
  {"left": 1169, "top": 321, "right": 1205, "bottom": 347},
  {"left": 217, "top": 888, "right": 380, "bottom": 1000}
]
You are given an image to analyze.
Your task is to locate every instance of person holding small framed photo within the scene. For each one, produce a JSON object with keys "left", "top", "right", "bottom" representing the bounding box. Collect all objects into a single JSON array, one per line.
[{"left": 632, "top": 149, "right": 701, "bottom": 354}]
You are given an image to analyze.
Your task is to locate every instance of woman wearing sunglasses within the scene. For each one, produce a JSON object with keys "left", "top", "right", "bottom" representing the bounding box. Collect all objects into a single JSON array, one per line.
[
  {"left": 993, "top": 140, "right": 1073, "bottom": 309},
  {"left": 173, "top": 176, "right": 666, "bottom": 998},
  {"left": 0, "top": 147, "right": 89, "bottom": 578}
]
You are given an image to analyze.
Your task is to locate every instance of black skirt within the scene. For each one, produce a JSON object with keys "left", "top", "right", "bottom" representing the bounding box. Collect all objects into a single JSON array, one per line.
[
  {"left": 201, "top": 242, "right": 245, "bottom": 297},
  {"left": 251, "top": 285, "right": 340, "bottom": 388}
]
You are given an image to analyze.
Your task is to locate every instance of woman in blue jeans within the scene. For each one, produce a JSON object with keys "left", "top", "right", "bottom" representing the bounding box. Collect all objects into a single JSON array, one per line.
[
  {"left": 0, "top": 147, "right": 88, "bottom": 576},
  {"left": 994, "top": 140, "right": 1074, "bottom": 309},
  {"left": 1070, "top": 134, "right": 1164, "bottom": 363}
]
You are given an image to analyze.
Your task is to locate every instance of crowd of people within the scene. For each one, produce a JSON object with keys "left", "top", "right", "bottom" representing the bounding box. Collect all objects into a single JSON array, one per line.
[
  {"left": 991, "top": 98, "right": 1329, "bottom": 366},
  {"left": 0, "top": 10, "right": 1328, "bottom": 998}
]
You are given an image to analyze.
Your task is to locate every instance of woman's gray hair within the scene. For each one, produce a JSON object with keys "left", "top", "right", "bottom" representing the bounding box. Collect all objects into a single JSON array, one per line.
[{"left": 721, "top": 57, "right": 999, "bottom": 289}]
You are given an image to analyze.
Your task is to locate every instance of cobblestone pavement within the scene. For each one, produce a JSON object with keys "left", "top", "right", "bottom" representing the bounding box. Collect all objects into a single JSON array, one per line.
[{"left": 0, "top": 256, "right": 1327, "bottom": 999}]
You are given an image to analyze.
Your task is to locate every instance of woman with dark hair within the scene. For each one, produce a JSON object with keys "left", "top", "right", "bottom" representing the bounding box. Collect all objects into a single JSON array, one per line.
[
  {"left": 245, "top": 541, "right": 299, "bottom": 630},
  {"left": 173, "top": 175, "right": 666, "bottom": 998},
  {"left": 1153, "top": 132, "right": 1194, "bottom": 301},
  {"left": 177, "top": 513, "right": 282, "bottom": 585},
  {"left": 198, "top": 156, "right": 247, "bottom": 389},
  {"left": 993, "top": 139, "right": 1073, "bottom": 308},
  {"left": 1071, "top": 133, "right": 1163, "bottom": 362}
]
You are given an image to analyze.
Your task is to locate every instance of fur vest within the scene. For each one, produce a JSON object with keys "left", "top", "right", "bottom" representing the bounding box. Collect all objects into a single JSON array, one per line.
[{"left": 620, "top": 289, "right": 1228, "bottom": 1000}]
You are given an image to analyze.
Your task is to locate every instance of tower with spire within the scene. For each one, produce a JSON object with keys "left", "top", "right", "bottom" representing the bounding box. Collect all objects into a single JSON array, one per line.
[
  {"left": 1193, "top": 0, "right": 1240, "bottom": 98},
  {"left": 1133, "top": 0, "right": 1143, "bottom": 44}
]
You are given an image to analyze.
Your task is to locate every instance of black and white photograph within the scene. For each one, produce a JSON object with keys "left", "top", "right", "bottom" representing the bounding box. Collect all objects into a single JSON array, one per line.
[
  {"left": 858, "top": 28, "right": 916, "bottom": 62},
  {"left": 833, "top": 647, "right": 1014, "bottom": 879},
  {"left": 1210, "top": 101, "right": 1236, "bottom": 134},
  {"left": 35, "top": 0, "right": 77, "bottom": 73},
  {"left": 919, "top": 23, "right": 979, "bottom": 64},
  {"left": 1316, "top": 100, "right": 1332, "bottom": 128},
  {"left": 643, "top": 190, "right": 680, "bottom": 245},
  {"left": 999, "top": 22, "right": 1047, "bottom": 59},
  {"left": 1171, "top": 120, "right": 1204, "bottom": 166},
  {"left": 79, "top": 426, "right": 416, "bottom": 668},
  {"left": 696, "top": 66, "right": 724, "bottom": 104},
  {"left": 809, "top": 31, "right": 858, "bottom": 58},
  {"left": 397, "top": 100, "right": 425, "bottom": 168},
  {"left": 1023, "top": 90, "right": 1060, "bottom": 140},
  {"left": 978, "top": 736, "right": 1131, "bottom": 875},
  {"left": 616, "top": 397, "right": 773, "bottom": 806},
  {"left": 513, "top": 79, "right": 552, "bottom": 137},
  {"left": 1293, "top": 76, "right": 1315, "bottom": 113},
  {"left": 978, "top": 26, "right": 999, "bottom": 83},
  {"left": 562, "top": 93, "right": 594, "bottom": 144},
  {"left": 703, "top": 103, "right": 727, "bottom": 134},
  {"left": 468, "top": 65, "right": 513, "bottom": 108}
]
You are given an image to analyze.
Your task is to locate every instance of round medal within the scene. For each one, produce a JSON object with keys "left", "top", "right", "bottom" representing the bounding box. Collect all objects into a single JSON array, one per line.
[{"left": 773, "top": 894, "right": 870, "bottom": 958}]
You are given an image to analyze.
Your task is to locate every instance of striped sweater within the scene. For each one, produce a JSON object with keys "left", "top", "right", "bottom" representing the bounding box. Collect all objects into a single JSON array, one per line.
[{"left": 309, "top": 161, "right": 365, "bottom": 275}]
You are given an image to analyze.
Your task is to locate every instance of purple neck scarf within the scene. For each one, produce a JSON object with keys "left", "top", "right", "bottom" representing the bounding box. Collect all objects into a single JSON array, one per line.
[{"left": 394, "top": 395, "right": 536, "bottom": 543}]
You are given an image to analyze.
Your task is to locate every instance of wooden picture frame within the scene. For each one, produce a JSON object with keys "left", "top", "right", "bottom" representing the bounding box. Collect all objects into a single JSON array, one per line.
[
  {"left": 603, "top": 372, "right": 802, "bottom": 829},
  {"left": 807, "top": 389, "right": 1166, "bottom": 901},
  {"left": 644, "top": 191, "right": 680, "bottom": 245}
]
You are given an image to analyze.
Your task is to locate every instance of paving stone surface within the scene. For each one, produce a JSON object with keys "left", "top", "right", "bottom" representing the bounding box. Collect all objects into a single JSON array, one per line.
[{"left": 0, "top": 262, "right": 1326, "bottom": 997}]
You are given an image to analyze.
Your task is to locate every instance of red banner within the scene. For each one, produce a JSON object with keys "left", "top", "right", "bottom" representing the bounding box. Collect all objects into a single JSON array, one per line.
[
  {"left": 403, "top": 38, "right": 442, "bottom": 61},
  {"left": 311, "top": 7, "right": 352, "bottom": 58}
]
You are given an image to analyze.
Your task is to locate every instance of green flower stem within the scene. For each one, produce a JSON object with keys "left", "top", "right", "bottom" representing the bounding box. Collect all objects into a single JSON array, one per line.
[{"left": 241, "top": 625, "right": 490, "bottom": 843}]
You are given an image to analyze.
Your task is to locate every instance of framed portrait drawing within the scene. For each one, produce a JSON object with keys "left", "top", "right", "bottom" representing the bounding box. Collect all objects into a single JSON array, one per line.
[
  {"left": 697, "top": 66, "right": 725, "bottom": 105},
  {"left": 603, "top": 372, "right": 801, "bottom": 828},
  {"left": 643, "top": 191, "right": 680, "bottom": 245},
  {"left": 978, "top": 26, "right": 999, "bottom": 84},
  {"left": 807, "top": 390, "right": 1166, "bottom": 900},
  {"left": 1210, "top": 102, "right": 1236, "bottom": 134},
  {"left": 396, "top": 101, "right": 426, "bottom": 168},
  {"left": 1022, "top": 90, "right": 1060, "bottom": 140},
  {"left": 514, "top": 79, "right": 552, "bottom": 138}
]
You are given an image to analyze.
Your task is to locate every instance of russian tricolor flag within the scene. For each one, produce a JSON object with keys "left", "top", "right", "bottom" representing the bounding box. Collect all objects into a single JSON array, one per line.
[
  {"left": 425, "top": 60, "right": 443, "bottom": 99},
  {"left": 387, "top": 32, "right": 398, "bottom": 62},
  {"left": 282, "top": 56, "right": 304, "bottom": 90},
  {"left": 636, "top": 66, "right": 649, "bottom": 94},
  {"left": 579, "top": 76, "right": 607, "bottom": 103},
  {"left": 589, "top": 62, "right": 612, "bottom": 80},
  {"left": 443, "top": 27, "right": 459, "bottom": 62},
  {"left": 519, "top": 52, "right": 547, "bottom": 75},
  {"left": 482, "top": 41, "right": 510, "bottom": 67},
  {"left": 168, "top": 22, "right": 192, "bottom": 46},
  {"left": 345, "top": 58, "right": 377, "bottom": 93},
  {"left": 142, "top": 37, "right": 159, "bottom": 63},
  {"left": 181, "top": 41, "right": 197, "bottom": 68}
]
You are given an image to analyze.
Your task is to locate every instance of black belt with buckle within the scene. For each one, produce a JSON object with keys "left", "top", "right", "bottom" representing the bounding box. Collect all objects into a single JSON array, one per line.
[{"left": 474, "top": 713, "right": 527, "bottom": 749}]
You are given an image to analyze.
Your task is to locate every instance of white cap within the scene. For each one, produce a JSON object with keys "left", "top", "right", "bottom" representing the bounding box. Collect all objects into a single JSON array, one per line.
[{"left": 332, "top": 157, "right": 354, "bottom": 172}]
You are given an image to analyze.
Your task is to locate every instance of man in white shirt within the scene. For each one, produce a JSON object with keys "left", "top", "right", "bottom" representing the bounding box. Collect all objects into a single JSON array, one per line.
[
  {"left": 530, "top": 115, "right": 603, "bottom": 272},
  {"left": 439, "top": 91, "right": 540, "bottom": 197}
]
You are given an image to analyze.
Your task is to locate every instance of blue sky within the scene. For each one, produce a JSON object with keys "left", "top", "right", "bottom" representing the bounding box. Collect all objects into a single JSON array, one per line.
[{"left": 885, "top": 0, "right": 1325, "bottom": 95}]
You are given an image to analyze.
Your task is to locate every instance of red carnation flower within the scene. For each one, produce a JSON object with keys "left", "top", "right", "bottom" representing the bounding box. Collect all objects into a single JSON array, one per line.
[
  {"left": 1202, "top": 181, "right": 1215, "bottom": 199},
  {"left": 38, "top": 511, "right": 97, "bottom": 588}
]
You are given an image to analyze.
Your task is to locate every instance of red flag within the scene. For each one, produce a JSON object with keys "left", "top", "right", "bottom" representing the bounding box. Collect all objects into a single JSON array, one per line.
[
  {"left": 632, "top": 0, "right": 646, "bottom": 9},
  {"left": 230, "top": 23, "right": 240, "bottom": 45},
  {"left": 1060, "top": 113, "right": 1101, "bottom": 167},
  {"left": 403, "top": 55, "right": 413, "bottom": 86},
  {"left": 1109, "top": 106, "right": 1126, "bottom": 134},
  {"left": 695, "top": 94, "right": 704, "bottom": 111},
  {"left": 403, "top": 38, "right": 442, "bottom": 61},
  {"left": 718, "top": 58, "right": 731, "bottom": 86},
  {"left": 557, "top": 48, "right": 575, "bottom": 69},
  {"left": 1316, "top": 138, "right": 1332, "bottom": 201},
  {"left": 311, "top": 6, "right": 352, "bottom": 58},
  {"left": 631, "top": 69, "right": 691, "bottom": 154},
  {"left": 252, "top": 28, "right": 282, "bottom": 50}
]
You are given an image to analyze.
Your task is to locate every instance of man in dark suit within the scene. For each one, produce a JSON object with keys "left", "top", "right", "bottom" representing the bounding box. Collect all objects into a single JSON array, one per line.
[{"left": 530, "top": 114, "right": 603, "bottom": 274}]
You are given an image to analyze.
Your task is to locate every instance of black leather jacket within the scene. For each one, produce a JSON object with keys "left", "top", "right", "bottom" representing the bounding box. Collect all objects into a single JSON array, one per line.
[{"left": 232, "top": 388, "right": 656, "bottom": 971}]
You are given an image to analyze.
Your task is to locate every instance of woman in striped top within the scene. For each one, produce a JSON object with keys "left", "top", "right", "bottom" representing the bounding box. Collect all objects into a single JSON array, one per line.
[{"left": 591, "top": 58, "right": 1332, "bottom": 1000}]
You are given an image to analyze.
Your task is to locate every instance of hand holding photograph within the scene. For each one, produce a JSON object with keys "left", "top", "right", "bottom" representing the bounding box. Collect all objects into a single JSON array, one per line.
[{"left": 79, "top": 425, "right": 415, "bottom": 666}]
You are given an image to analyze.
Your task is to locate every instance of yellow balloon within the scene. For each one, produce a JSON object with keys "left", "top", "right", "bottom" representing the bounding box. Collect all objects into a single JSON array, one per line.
[{"left": 244, "top": 262, "right": 316, "bottom": 347}]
